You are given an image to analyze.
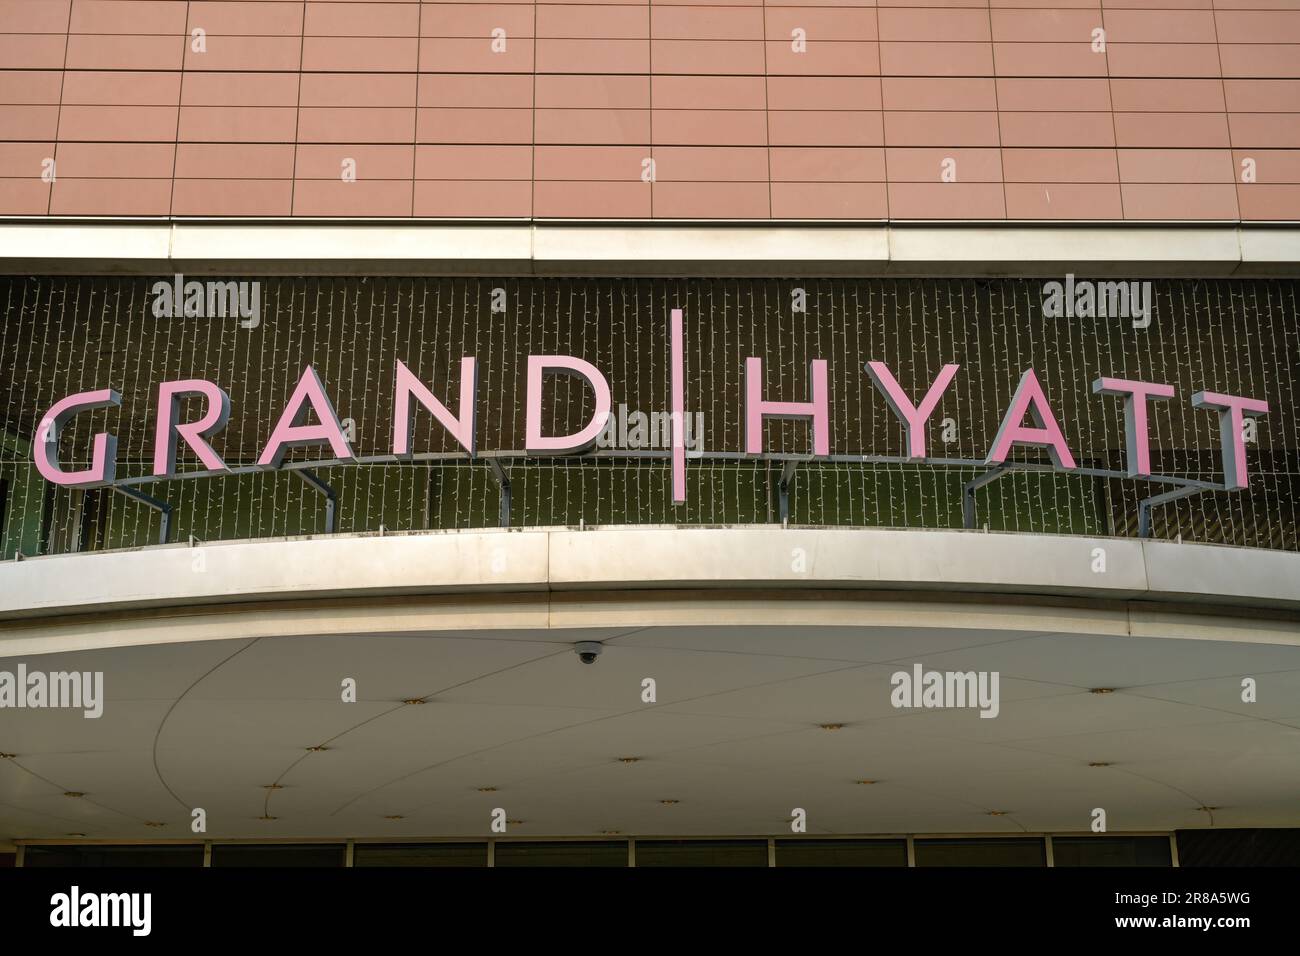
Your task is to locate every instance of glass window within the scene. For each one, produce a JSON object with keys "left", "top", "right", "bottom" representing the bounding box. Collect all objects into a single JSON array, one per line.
[
  {"left": 23, "top": 844, "right": 204, "bottom": 867},
  {"left": 1052, "top": 836, "right": 1172, "bottom": 867},
  {"left": 1175, "top": 828, "right": 1300, "bottom": 867},
  {"left": 494, "top": 841, "right": 627, "bottom": 867},
  {"left": 914, "top": 838, "right": 1046, "bottom": 867},
  {"left": 634, "top": 840, "right": 768, "bottom": 867},
  {"left": 776, "top": 839, "right": 907, "bottom": 867},
  {"left": 353, "top": 843, "right": 487, "bottom": 867},
  {"left": 210, "top": 844, "right": 345, "bottom": 867}
]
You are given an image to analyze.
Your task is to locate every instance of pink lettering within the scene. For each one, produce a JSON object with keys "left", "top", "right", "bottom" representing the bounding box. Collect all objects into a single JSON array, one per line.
[
  {"left": 744, "top": 358, "right": 830, "bottom": 456},
  {"left": 1191, "top": 390, "right": 1269, "bottom": 490},
  {"left": 987, "top": 369, "right": 1076, "bottom": 469},
  {"left": 524, "top": 355, "right": 613, "bottom": 455},
  {"left": 257, "top": 365, "right": 353, "bottom": 468},
  {"left": 865, "top": 361, "right": 960, "bottom": 460},
  {"left": 1091, "top": 377, "right": 1175, "bottom": 478},
  {"left": 33, "top": 388, "right": 121, "bottom": 489},
  {"left": 153, "top": 379, "right": 230, "bottom": 476},
  {"left": 392, "top": 358, "right": 477, "bottom": 456}
]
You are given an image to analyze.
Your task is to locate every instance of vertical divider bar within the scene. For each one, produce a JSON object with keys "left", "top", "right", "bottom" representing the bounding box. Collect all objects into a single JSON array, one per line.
[{"left": 670, "top": 308, "right": 686, "bottom": 505}]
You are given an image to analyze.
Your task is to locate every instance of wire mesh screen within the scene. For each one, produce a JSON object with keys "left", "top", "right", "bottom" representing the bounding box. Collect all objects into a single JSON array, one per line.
[{"left": 1, "top": 276, "right": 1296, "bottom": 557}]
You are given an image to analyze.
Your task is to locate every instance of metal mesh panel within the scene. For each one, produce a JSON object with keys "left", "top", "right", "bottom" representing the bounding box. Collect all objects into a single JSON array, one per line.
[{"left": 1, "top": 276, "right": 1296, "bottom": 556}]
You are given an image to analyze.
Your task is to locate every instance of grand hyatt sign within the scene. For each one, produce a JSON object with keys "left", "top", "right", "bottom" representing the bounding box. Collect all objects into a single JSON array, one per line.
[{"left": 32, "top": 310, "right": 1268, "bottom": 504}]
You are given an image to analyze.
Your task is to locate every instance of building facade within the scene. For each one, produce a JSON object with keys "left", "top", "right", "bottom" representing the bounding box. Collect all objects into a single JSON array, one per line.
[{"left": 0, "top": 0, "right": 1298, "bottom": 868}]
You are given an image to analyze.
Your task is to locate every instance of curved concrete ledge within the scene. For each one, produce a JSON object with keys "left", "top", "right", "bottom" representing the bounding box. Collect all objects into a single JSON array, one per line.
[{"left": 1, "top": 527, "right": 1296, "bottom": 623}]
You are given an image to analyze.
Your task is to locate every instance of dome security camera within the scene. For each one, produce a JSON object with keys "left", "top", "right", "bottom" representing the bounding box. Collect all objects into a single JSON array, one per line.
[{"left": 575, "top": 641, "right": 603, "bottom": 665}]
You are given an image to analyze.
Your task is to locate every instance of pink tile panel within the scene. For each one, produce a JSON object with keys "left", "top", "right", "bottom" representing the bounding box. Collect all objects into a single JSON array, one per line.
[{"left": 0, "top": 1, "right": 1296, "bottom": 219}]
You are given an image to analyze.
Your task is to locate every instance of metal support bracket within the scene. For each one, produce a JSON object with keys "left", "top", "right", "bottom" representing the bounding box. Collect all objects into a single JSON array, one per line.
[
  {"left": 962, "top": 465, "right": 1010, "bottom": 529},
  {"left": 112, "top": 485, "right": 172, "bottom": 545},
  {"left": 1137, "top": 484, "right": 1206, "bottom": 539},
  {"left": 488, "top": 458, "right": 511, "bottom": 529},
  {"left": 777, "top": 460, "right": 799, "bottom": 526},
  {"left": 295, "top": 469, "right": 337, "bottom": 534}
]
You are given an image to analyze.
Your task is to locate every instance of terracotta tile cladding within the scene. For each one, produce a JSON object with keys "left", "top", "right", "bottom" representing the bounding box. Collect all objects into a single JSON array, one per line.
[{"left": 0, "top": 1, "right": 1296, "bottom": 219}]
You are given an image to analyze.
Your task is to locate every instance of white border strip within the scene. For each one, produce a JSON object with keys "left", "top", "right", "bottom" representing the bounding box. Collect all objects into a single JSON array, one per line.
[{"left": 0, "top": 221, "right": 1296, "bottom": 276}]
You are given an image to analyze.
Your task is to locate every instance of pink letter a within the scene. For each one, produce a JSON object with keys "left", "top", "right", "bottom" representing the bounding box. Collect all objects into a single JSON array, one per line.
[
  {"left": 258, "top": 366, "right": 354, "bottom": 468},
  {"left": 986, "top": 369, "right": 1076, "bottom": 469}
]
